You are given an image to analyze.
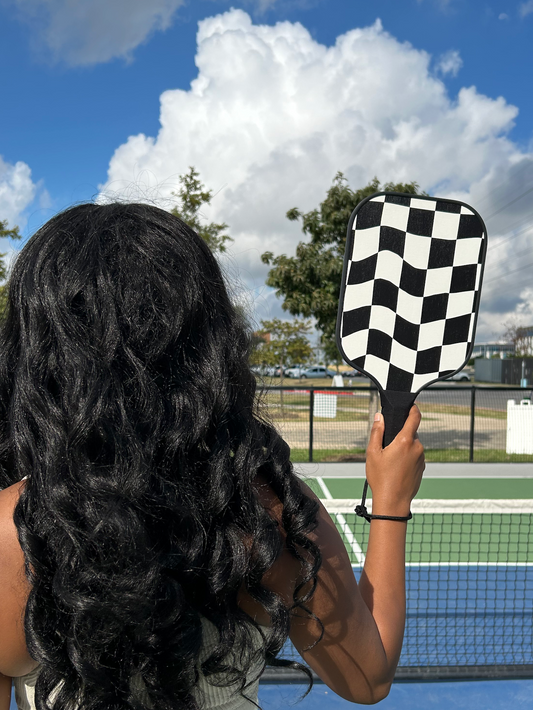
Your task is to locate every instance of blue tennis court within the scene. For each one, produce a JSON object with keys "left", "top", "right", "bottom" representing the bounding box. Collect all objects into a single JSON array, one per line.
[
  {"left": 401, "top": 565, "right": 533, "bottom": 667},
  {"left": 259, "top": 678, "right": 533, "bottom": 709},
  {"left": 279, "top": 565, "right": 533, "bottom": 671}
]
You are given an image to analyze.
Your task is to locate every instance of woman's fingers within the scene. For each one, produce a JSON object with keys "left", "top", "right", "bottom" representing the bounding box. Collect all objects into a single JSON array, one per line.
[
  {"left": 365, "top": 403, "right": 425, "bottom": 508},
  {"left": 367, "top": 412, "right": 385, "bottom": 453},
  {"left": 402, "top": 405, "right": 422, "bottom": 440},
  {"left": 368, "top": 405, "right": 421, "bottom": 453}
]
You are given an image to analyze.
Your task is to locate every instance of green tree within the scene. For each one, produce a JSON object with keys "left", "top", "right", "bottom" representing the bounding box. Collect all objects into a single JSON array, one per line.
[
  {"left": 171, "top": 167, "right": 232, "bottom": 254},
  {"left": 252, "top": 317, "right": 312, "bottom": 392},
  {"left": 502, "top": 320, "right": 532, "bottom": 357},
  {"left": 0, "top": 220, "right": 22, "bottom": 316},
  {"left": 261, "top": 174, "right": 423, "bottom": 349},
  {"left": 250, "top": 330, "right": 268, "bottom": 359},
  {"left": 319, "top": 333, "right": 343, "bottom": 371}
]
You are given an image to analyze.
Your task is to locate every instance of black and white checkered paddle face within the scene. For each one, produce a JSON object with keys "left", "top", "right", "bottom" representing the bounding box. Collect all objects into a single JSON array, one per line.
[{"left": 336, "top": 192, "right": 487, "bottom": 445}]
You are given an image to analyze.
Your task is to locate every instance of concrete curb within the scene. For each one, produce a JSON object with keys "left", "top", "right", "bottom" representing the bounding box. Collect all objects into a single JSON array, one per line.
[{"left": 293, "top": 462, "right": 533, "bottom": 478}]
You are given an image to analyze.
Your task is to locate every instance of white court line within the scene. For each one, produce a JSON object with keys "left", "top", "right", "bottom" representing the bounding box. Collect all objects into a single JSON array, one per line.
[
  {"left": 323, "top": 499, "right": 533, "bottom": 514},
  {"left": 316, "top": 477, "right": 365, "bottom": 565},
  {"left": 351, "top": 563, "right": 533, "bottom": 569},
  {"left": 336, "top": 514, "right": 365, "bottom": 566},
  {"left": 315, "top": 476, "right": 333, "bottom": 500},
  {"left": 404, "top": 562, "right": 533, "bottom": 567}
]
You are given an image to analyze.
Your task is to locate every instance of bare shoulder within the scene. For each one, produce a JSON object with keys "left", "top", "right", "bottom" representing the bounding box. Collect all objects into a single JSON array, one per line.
[{"left": 0, "top": 481, "right": 38, "bottom": 677}]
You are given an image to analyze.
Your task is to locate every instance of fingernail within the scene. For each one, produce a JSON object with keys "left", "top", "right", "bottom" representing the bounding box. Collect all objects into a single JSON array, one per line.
[{"left": 374, "top": 412, "right": 382, "bottom": 422}]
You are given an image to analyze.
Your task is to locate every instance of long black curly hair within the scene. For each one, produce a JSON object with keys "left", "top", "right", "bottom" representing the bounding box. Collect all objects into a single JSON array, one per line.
[{"left": 0, "top": 203, "right": 321, "bottom": 710}]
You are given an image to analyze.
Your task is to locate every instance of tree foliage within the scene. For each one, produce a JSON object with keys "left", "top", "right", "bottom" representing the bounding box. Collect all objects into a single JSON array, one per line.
[
  {"left": 0, "top": 219, "right": 22, "bottom": 316},
  {"left": 170, "top": 167, "right": 232, "bottom": 254},
  {"left": 261, "top": 174, "right": 424, "bottom": 351},
  {"left": 251, "top": 317, "right": 312, "bottom": 373},
  {"left": 502, "top": 320, "right": 533, "bottom": 357}
]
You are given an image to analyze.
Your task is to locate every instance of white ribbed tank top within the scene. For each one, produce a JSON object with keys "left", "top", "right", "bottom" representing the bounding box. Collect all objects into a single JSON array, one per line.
[{"left": 13, "top": 618, "right": 264, "bottom": 710}]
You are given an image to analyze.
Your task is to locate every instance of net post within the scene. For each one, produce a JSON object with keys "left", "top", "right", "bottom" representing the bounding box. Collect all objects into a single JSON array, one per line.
[
  {"left": 309, "top": 387, "right": 314, "bottom": 463},
  {"left": 469, "top": 385, "right": 476, "bottom": 463}
]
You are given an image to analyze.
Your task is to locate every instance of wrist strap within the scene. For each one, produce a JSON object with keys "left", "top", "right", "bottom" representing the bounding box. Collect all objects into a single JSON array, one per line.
[{"left": 354, "top": 481, "right": 412, "bottom": 523}]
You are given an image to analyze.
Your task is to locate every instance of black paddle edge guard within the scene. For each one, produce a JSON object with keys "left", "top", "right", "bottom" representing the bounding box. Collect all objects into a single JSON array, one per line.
[{"left": 260, "top": 664, "right": 533, "bottom": 684}]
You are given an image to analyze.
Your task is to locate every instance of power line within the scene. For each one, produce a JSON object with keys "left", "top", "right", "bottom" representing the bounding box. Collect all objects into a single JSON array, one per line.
[
  {"left": 488, "top": 219, "right": 533, "bottom": 251},
  {"left": 484, "top": 257, "right": 533, "bottom": 285},
  {"left": 485, "top": 184, "right": 533, "bottom": 222},
  {"left": 470, "top": 158, "right": 533, "bottom": 211},
  {"left": 485, "top": 245, "right": 533, "bottom": 274},
  {"left": 484, "top": 267, "right": 533, "bottom": 292},
  {"left": 484, "top": 281, "right": 532, "bottom": 299}
]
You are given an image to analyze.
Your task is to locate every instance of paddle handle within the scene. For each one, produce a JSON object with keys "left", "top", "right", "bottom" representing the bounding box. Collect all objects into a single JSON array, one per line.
[{"left": 380, "top": 391, "right": 417, "bottom": 448}]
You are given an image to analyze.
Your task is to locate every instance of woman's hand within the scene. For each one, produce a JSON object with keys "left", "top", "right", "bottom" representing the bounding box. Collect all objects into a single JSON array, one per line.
[{"left": 365, "top": 406, "right": 425, "bottom": 517}]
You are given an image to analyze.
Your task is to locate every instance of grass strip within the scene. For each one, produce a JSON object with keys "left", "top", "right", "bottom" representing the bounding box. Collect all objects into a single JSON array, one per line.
[{"left": 289, "top": 448, "right": 533, "bottom": 463}]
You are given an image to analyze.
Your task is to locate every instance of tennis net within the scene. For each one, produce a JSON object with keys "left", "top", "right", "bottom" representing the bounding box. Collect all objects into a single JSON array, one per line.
[{"left": 264, "top": 498, "right": 533, "bottom": 682}]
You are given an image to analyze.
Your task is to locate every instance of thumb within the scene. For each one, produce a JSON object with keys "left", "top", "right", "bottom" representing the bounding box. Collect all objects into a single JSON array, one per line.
[{"left": 368, "top": 411, "right": 385, "bottom": 452}]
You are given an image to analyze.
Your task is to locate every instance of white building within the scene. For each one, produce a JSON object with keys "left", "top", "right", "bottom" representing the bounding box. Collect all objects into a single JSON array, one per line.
[{"left": 471, "top": 342, "right": 515, "bottom": 359}]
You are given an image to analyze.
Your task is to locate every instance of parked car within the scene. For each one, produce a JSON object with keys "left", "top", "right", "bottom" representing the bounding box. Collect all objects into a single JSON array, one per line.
[
  {"left": 251, "top": 365, "right": 281, "bottom": 377},
  {"left": 447, "top": 370, "right": 471, "bottom": 382},
  {"left": 284, "top": 365, "right": 306, "bottom": 378},
  {"left": 343, "top": 369, "right": 364, "bottom": 378},
  {"left": 300, "top": 366, "right": 337, "bottom": 379}
]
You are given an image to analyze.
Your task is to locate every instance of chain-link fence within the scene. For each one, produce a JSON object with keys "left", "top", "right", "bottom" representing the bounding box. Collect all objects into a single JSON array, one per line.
[{"left": 259, "top": 385, "right": 533, "bottom": 463}]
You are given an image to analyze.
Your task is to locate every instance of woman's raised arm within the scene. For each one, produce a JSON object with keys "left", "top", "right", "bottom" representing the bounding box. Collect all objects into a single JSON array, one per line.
[{"left": 287, "top": 406, "right": 425, "bottom": 704}]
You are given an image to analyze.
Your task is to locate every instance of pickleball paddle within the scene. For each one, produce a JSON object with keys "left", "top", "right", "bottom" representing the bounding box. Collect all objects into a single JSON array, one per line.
[{"left": 336, "top": 192, "right": 487, "bottom": 447}]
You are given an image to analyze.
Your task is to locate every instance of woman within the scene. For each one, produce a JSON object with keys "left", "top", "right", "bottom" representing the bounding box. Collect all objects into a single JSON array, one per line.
[{"left": 0, "top": 203, "right": 424, "bottom": 709}]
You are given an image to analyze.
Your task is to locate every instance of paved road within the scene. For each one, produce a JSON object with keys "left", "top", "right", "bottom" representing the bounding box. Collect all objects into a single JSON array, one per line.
[
  {"left": 419, "top": 385, "right": 531, "bottom": 412},
  {"left": 276, "top": 382, "right": 531, "bottom": 411},
  {"left": 275, "top": 413, "right": 509, "bottom": 451},
  {"left": 340, "top": 383, "right": 531, "bottom": 411},
  {"left": 271, "top": 383, "right": 533, "bottom": 454}
]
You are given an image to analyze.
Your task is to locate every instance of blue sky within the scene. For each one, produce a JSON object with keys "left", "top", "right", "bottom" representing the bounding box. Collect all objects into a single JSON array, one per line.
[{"left": 1, "top": 0, "right": 532, "bottom": 338}]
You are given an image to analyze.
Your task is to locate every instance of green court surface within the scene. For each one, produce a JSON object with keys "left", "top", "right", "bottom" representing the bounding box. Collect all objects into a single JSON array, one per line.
[
  {"left": 305, "top": 476, "right": 533, "bottom": 499},
  {"left": 305, "top": 477, "right": 533, "bottom": 565},
  {"left": 331, "top": 511, "right": 531, "bottom": 564}
]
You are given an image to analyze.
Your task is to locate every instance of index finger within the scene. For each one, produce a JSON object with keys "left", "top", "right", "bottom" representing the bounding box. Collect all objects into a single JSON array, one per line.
[{"left": 401, "top": 404, "right": 422, "bottom": 439}]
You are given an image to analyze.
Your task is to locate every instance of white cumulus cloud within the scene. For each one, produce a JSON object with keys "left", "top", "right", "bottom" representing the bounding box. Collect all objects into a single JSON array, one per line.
[
  {"left": 0, "top": 156, "right": 38, "bottom": 229},
  {"left": 519, "top": 0, "right": 533, "bottom": 18},
  {"left": 100, "top": 9, "right": 533, "bottom": 336},
  {"left": 463, "top": 157, "right": 533, "bottom": 339},
  {"left": 0, "top": 156, "right": 40, "bottom": 279},
  {"left": 9, "top": 0, "right": 185, "bottom": 66},
  {"left": 436, "top": 49, "right": 463, "bottom": 76},
  {"left": 246, "top": 0, "right": 282, "bottom": 12},
  {"left": 416, "top": 0, "right": 455, "bottom": 10}
]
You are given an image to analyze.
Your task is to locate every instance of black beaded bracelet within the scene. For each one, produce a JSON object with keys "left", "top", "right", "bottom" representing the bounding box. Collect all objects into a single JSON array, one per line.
[
  {"left": 354, "top": 481, "right": 412, "bottom": 523},
  {"left": 355, "top": 503, "right": 412, "bottom": 523}
]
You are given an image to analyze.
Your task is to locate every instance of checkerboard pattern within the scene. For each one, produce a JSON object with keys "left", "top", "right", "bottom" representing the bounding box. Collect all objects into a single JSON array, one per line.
[{"left": 339, "top": 194, "right": 486, "bottom": 393}]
